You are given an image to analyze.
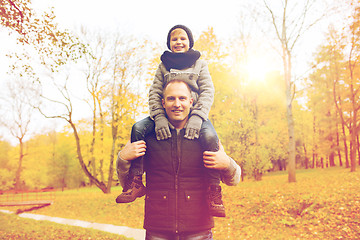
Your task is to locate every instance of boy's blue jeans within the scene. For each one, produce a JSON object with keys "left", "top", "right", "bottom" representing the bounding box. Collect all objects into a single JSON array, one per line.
[{"left": 130, "top": 116, "right": 220, "bottom": 185}]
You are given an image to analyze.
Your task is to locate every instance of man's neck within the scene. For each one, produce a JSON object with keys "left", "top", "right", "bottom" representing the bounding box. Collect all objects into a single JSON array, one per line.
[{"left": 169, "top": 119, "right": 188, "bottom": 130}]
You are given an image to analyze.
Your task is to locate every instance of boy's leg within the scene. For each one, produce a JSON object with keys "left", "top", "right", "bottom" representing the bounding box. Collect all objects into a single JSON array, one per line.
[
  {"left": 199, "top": 120, "right": 220, "bottom": 186},
  {"left": 199, "top": 120, "right": 225, "bottom": 217},
  {"left": 129, "top": 116, "right": 155, "bottom": 176},
  {"left": 116, "top": 117, "right": 154, "bottom": 203},
  {"left": 199, "top": 119, "right": 219, "bottom": 152}
]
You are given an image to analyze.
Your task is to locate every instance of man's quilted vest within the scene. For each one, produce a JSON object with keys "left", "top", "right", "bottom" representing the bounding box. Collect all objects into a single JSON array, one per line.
[{"left": 143, "top": 128, "right": 214, "bottom": 233}]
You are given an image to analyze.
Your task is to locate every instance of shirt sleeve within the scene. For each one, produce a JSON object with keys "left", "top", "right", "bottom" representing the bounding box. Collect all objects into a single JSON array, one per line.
[
  {"left": 116, "top": 151, "right": 131, "bottom": 188},
  {"left": 116, "top": 149, "right": 241, "bottom": 187},
  {"left": 149, "top": 63, "right": 166, "bottom": 120},
  {"left": 220, "top": 157, "right": 241, "bottom": 186},
  {"left": 191, "top": 60, "right": 215, "bottom": 120}
]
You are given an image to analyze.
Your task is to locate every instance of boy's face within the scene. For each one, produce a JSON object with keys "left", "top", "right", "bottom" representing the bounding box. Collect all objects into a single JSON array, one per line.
[{"left": 169, "top": 28, "right": 190, "bottom": 53}]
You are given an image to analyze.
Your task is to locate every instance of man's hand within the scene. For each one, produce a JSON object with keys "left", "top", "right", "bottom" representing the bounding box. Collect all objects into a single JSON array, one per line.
[
  {"left": 203, "top": 141, "right": 230, "bottom": 170},
  {"left": 119, "top": 140, "right": 146, "bottom": 161}
]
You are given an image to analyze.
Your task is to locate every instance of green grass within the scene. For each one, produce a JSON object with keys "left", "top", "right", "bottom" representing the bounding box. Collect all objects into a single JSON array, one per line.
[
  {"left": 0, "top": 212, "right": 132, "bottom": 240},
  {"left": 1, "top": 167, "right": 360, "bottom": 239}
]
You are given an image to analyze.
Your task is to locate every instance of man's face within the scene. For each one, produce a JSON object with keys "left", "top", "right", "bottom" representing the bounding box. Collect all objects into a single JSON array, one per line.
[
  {"left": 162, "top": 81, "right": 193, "bottom": 129},
  {"left": 169, "top": 28, "right": 190, "bottom": 53}
]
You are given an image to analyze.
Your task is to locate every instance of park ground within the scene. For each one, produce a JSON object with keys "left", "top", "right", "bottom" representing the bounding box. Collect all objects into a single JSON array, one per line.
[{"left": 1, "top": 167, "right": 359, "bottom": 239}]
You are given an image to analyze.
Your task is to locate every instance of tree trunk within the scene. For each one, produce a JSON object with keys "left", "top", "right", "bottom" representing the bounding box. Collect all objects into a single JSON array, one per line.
[
  {"left": 107, "top": 138, "right": 116, "bottom": 193},
  {"left": 303, "top": 143, "right": 308, "bottom": 169},
  {"left": 69, "top": 120, "right": 108, "bottom": 193},
  {"left": 328, "top": 118, "right": 336, "bottom": 167},
  {"left": 349, "top": 56, "right": 357, "bottom": 172},
  {"left": 312, "top": 115, "right": 317, "bottom": 169},
  {"left": 89, "top": 96, "right": 97, "bottom": 186},
  {"left": 350, "top": 128, "right": 357, "bottom": 172},
  {"left": 282, "top": 43, "right": 296, "bottom": 182},
  {"left": 336, "top": 125, "right": 342, "bottom": 166},
  {"left": 333, "top": 80, "right": 349, "bottom": 168},
  {"left": 97, "top": 96, "right": 105, "bottom": 183},
  {"left": 90, "top": 94, "right": 97, "bottom": 183},
  {"left": 254, "top": 169, "right": 262, "bottom": 181},
  {"left": 342, "top": 123, "right": 350, "bottom": 168},
  {"left": 106, "top": 82, "right": 119, "bottom": 193},
  {"left": 357, "top": 135, "right": 360, "bottom": 166},
  {"left": 278, "top": 159, "right": 283, "bottom": 171},
  {"left": 329, "top": 151, "right": 335, "bottom": 167},
  {"left": 350, "top": 104, "right": 357, "bottom": 172},
  {"left": 106, "top": 116, "right": 118, "bottom": 193},
  {"left": 15, "top": 138, "right": 24, "bottom": 190}
]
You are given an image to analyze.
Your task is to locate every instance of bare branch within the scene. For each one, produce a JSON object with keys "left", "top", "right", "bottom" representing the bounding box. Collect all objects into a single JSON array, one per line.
[
  {"left": 35, "top": 105, "right": 68, "bottom": 121},
  {"left": 263, "top": 0, "right": 282, "bottom": 41}
]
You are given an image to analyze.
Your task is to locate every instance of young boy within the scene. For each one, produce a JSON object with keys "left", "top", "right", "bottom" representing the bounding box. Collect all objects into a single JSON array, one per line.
[{"left": 116, "top": 25, "right": 225, "bottom": 217}]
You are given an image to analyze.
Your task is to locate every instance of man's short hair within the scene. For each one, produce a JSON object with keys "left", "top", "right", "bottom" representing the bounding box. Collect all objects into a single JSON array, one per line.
[{"left": 163, "top": 79, "right": 192, "bottom": 96}]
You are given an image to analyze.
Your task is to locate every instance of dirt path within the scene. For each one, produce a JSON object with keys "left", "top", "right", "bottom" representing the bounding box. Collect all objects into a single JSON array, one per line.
[{"left": 0, "top": 209, "right": 145, "bottom": 240}]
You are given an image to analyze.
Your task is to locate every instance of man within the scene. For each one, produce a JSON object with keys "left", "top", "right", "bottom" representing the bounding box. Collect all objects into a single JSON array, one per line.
[{"left": 117, "top": 80, "right": 241, "bottom": 239}]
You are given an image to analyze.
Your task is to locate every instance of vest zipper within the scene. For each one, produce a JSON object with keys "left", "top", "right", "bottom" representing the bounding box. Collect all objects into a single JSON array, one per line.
[
  {"left": 175, "top": 174, "right": 178, "bottom": 233},
  {"left": 175, "top": 129, "right": 181, "bottom": 234}
]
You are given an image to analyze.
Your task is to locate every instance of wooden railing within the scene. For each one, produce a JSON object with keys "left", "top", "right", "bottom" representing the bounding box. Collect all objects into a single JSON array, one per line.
[{"left": 0, "top": 189, "right": 56, "bottom": 207}]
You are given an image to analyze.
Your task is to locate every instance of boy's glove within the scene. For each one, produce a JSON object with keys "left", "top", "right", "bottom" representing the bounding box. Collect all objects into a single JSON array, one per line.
[
  {"left": 185, "top": 115, "right": 203, "bottom": 140},
  {"left": 155, "top": 115, "right": 171, "bottom": 140}
]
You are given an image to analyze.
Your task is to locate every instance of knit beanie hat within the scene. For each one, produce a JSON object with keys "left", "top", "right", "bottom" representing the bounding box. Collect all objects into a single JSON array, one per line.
[{"left": 167, "top": 24, "right": 194, "bottom": 50}]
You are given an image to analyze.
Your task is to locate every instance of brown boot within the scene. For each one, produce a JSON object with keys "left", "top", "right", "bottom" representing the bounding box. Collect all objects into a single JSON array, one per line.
[
  {"left": 116, "top": 175, "right": 146, "bottom": 203},
  {"left": 207, "top": 185, "right": 226, "bottom": 217}
]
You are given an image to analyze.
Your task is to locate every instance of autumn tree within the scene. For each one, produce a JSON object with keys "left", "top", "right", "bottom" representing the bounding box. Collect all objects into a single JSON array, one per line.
[
  {"left": 256, "top": 0, "right": 332, "bottom": 182},
  {"left": 3, "top": 0, "right": 126, "bottom": 192},
  {"left": 308, "top": 1, "right": 360, "bottom": 172},
  {"left": 0, "top": 76, "right": 39, "bottom": 190},
  {"left": 36, "top": 68, "right": 112, "bottom": 191},
  {"left": 80, "top": 28, "right": 109, "bottom": 185},
  {"left": 46, "top": 132, "right": 84, "bottom": 189},
  {"left": 2, "top": 0, "right": 85, "bottom": 72},
  {"left": 2, "top": 1, "right": 54, "bottom": 188},
  {"left": 35, "top": 28, "right": 154, "bottom": 193},
  {"left": 292, "top": 100, "right": 313, "bottom": 169},
  {"left": 4, "top": 0, "right": 155, "bottom": 192},
  {"left": 1, "top": 0, "right": 32, "bottom": 40},
  {"left": 23, "top": 131, "right": 55, "bottom": 189},
  {"left": 344, "top": 1, "right": 360, "bottom": 172},
  {"left": 4, "top": 40, "right": 85, "bottom": 190},
  {"left": 0, "top": 140, "right": 13, "bottom": 190},
  {"left": 307, "top": 27, "right": 347, "bottom": 168},
  {"left": 195, "top": 28, "right": 288, "bottom": 180},
  {"left": 102, "top": 34, "right": 151, "bottom": 193},
  {"left": 11, "top": 130, "right": 85, "bottom": 189}
]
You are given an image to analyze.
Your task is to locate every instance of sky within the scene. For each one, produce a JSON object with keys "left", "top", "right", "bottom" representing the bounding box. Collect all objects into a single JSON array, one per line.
[
  {"left": 34, "top": 0, "right": 243, "bottom": 44},
  {"left": 28, "top": 0, "right": 346, "bottom": 75},
  {"left": 2, "top": 0, "right": 342, "bottom": 79},
  {"left": 30, "top": 0, "right": 338, "bottom": 83}
]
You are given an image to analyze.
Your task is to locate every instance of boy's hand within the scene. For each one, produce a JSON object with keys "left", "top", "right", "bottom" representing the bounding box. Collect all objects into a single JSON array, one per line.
[
  {"left": 155, "top": 115, "right": 171, "bottom": 140},
  {"left": 185, "top": 115, "right": 202, "bottom": 140}
]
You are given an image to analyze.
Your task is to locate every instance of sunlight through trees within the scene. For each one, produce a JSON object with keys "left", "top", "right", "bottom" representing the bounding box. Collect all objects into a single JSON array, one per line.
[{"left": 0, "top": 0, "right": 359, "bottom": 192}]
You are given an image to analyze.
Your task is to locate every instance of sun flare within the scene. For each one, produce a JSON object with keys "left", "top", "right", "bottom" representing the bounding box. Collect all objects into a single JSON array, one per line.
[{"left": 241, "top": 55, "right": 281, "bottom": 83}]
